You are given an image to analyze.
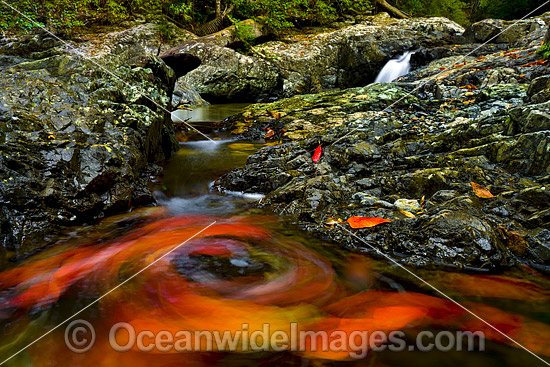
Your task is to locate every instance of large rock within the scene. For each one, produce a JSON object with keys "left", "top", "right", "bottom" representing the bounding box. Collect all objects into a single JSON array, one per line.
[
  {"left": 73, "top": 21, "right": 197, "bottom": 65},
  {"left": 0, "top": 26, "right": 180, "bottom": 254},
  {"left": 179, "top": 42, "right": 282, "bottom": 102},
  {"left": 527, "top": 75, "right": 550, "bottom": 103},
  {"left": 252, "top": 15, "right": 464, "bottom": 97},
  {"left": 462, "top": 18, "right": 546, "bottom": 45}
]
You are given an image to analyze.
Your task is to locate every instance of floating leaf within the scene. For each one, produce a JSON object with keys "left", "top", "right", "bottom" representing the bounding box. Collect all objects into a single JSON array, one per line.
[
  {"left": 346, "top": 216, "right": 391, "bottom": 229},
  {"left": 471, "top": 182, "right": 495, "bottom": 198},
  {"left": 312, "top": 144, "right": 322, "bottom": 163}
]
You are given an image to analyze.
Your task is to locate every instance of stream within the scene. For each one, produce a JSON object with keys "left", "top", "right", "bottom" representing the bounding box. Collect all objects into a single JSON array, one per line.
[{"left": 0, "top": 105, "right": 549, "bottom": 366}]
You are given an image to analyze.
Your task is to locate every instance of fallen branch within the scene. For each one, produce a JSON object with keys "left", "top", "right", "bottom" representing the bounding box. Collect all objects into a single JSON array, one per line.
[{"left": 375, "top": 0, "right": 409, "bottom": 19}]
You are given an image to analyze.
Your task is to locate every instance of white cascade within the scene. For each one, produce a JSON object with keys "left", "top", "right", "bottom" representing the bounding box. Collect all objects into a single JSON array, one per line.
[{"left": 374, "top": 51, "right": 413, "bottom": 83}]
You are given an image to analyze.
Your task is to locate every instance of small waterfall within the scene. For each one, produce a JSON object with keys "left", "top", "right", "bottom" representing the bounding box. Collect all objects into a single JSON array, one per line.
[{"left": 374, "top": 51, "right": 413, "bottom": 83}]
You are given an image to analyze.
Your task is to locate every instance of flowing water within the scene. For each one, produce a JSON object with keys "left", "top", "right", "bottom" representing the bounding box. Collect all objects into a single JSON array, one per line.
[
  {"left": 374, "top": 51, "right": 414, "bottom": 83},
  {"left": 0, "top": 105, "right": 549, "bottom": 366}
]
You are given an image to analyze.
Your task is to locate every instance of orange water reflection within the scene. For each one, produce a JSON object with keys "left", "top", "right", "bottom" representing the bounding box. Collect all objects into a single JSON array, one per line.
[{"left": 0, "top": 212, "right": 549, "bottom": 365}]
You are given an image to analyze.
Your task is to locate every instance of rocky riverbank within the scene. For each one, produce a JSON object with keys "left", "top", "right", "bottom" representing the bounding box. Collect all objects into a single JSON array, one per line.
[
  {"left": 168, "top": 13, "right": 466, "bottom": 103},
  {"left": 0, "top": 22, "right": 194, "bottom": 255},
  {"left": 1, "top": 12, "right": 548, "bottom": 273},
  {"left": 215, "top": 14, "right": 550, "bottom": 272}
]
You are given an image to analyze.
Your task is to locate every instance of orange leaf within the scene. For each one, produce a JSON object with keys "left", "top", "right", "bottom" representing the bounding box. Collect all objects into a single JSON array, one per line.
[
  {"left": 264, "top": 128, "right": 275, "bottom": 139},
  {"left": 267, "top": 110, "right": 281, "bottom": 119},
  {"left": 346, "top": 216, "right": 391, "bottom": 228},
  {"left": 471, "top": 182, "right": 495, "bottom": 198}
]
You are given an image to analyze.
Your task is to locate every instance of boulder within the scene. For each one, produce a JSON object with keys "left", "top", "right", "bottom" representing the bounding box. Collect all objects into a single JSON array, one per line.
[
  {"left": 462, "top": 18, "right": 546, "bottom": 45},
  {"left": 179, "top": 43, "right": 282, "bottom": 102},
  {"left": 527, "top": 75, "right": 550, "bottom": 103},
  {"left": 0, "top": 25, "right": 180, "bottom": 253}
]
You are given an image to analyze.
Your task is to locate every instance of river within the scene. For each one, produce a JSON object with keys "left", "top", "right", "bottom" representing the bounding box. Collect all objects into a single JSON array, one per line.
[{"left": 0, "top": 105, "right": 548, "bottom": 366}]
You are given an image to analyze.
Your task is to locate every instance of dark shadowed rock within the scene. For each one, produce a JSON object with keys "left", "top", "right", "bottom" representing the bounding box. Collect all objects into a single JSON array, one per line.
[
  {"left": 160, "top": 53, "right": 201, "bottom": 79},
  {"left": 0, "top": 26, "right": 180, "bottom": 254}
]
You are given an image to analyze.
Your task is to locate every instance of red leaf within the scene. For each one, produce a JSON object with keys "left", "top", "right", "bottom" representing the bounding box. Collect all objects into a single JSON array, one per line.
[
  {"left": 312, "top": 144, "right": 322, "bottom": 163},
  {"left": 346, "top": 216, "right": 391, "bottom": 229}
]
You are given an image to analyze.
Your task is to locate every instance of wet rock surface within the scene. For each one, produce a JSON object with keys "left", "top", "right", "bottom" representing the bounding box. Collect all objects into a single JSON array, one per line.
[
  {"left": 253, "top": 14, "right": 465, "bottom": 97},
  {"left": 164, "top": 13, "right": 464, "bottom": 102},
  {"left": 215, "top": 18, "right": 550, "bottom": 272},
  {"left": 0, "top": 25, "right": 180, "bottom": 253}
]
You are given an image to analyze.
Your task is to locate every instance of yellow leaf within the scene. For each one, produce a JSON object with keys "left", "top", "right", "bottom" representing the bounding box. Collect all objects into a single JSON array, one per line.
[{"left": 399, "top": 210, "right": 415, "bottom": 218}]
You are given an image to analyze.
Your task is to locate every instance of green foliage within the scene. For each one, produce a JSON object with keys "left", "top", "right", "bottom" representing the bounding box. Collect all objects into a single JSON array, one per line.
[
  {"left": 232, "top": 0, "right": 372, "bottom": 33},
  {"left": 537, "top": 42, "right": 550, "bottom": 60},
  {"left": 7, "top": 0, "right": 542, "bottom": 35},
  {"left": 476, "top": 0, "right": 541, "bottom": 21},
  {"left": 394, "top": 0, "right": 470, "bottom": 25},
  {"left": 0, "top": 0, "right": 372, "bottom": 34},
  {"left": 393, "top": 0, "right": 544, "bottom": 25}
]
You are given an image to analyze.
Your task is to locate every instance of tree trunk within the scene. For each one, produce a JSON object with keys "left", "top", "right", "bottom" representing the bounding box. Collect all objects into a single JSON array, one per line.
[
  {"left": 375, "top": 0, "right": 408, "bottom": 19},
  {"left": 216, "top": 0, "right": 221, "bottom": 18},
  {"left": 544, "top": 26, "right": 550, "bottom": 45}
]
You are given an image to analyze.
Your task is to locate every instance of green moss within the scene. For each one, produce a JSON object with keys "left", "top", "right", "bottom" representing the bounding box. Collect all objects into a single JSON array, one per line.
[{"left": 537, "top": 42, "right": 550, "bottom": 61}]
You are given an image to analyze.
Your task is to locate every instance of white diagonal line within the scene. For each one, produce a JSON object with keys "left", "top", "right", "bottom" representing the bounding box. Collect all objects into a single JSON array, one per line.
[
  {"left": 330, "top": 1, "right": 550, "bottom": 146},
  {"left": 0, "top": 220, "right": 217, "bottom": 365},
  {"left": 338, "top": 223, "right": 550, "bottom": 366},
  {"left": 0, "top": 0, "right": 215, "bottom": 142}
]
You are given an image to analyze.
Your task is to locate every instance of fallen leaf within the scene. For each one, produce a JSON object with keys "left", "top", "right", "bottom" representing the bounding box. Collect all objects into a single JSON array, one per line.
[
  {"left": 312, "top": 144, "right": 322, "bottom": 163},
  {"left": 326, "top": 214, "right": 345, "bottom": 223},
  {"left": 498, "top": 226, "right": 529, "bottom": 255},
  {"left": 346, "top": 216, "right": 391, "bottom": 229},
  {"left": 267, "top": 110, "right": 281, "bottom": 119},
  {"left": 399, "top": 210, "right": 416, "bottom": 218},
  {"left": 459, "top": 84, "right": 478, "bottom": 90},
  {"left": 471, "top": 182, "right": 495, "bottom": 198},
  {"left": 520, "top": 59, "right": 548, "bottom": 67},
  {"left": 264, "top": 128, "right": 275, "bottom": 139}
]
